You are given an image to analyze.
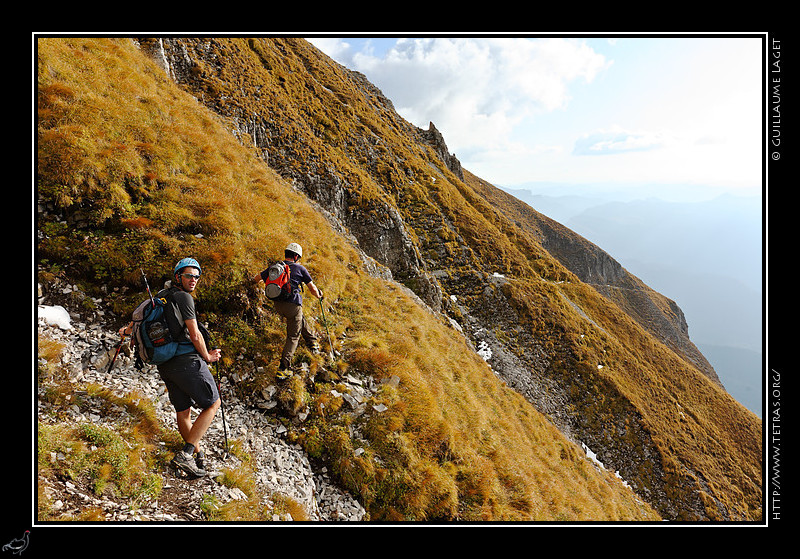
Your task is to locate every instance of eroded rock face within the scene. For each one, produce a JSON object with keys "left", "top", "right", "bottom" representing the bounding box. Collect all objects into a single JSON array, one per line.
[
  {"left": 129, "top": 38, "right": 742, "bottom": 521},
  {"left": 143, "top": 37, "right": 446, "bottom": 314},
  {"left": 37, "top": 276, "right": 367, "bottom": 522},
  {"left": 419, "top": 122, "right": 463, "bottom": 181}
]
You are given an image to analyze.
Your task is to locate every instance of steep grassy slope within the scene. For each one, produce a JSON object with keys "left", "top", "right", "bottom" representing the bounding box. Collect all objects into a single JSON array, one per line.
[
  {"left": 37, "top": 37, "right": 663, "bottom": 522},
  {"left": 133, "top": 37, "right": 763, "bottom": 521},
  {"left": 470, "top": 175, "right": 720, "bottom": 383}
]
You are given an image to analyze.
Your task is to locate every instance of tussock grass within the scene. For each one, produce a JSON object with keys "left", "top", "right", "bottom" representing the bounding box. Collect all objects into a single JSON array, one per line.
[
  {"left": 38, "top": 336, "right": 172, "bottom": 522},
  {"left": 37, "top": 411, "right": 166, "bottom": 520},
  {"left": 35, "top": 37, "right": 677, "bottom": 521}
]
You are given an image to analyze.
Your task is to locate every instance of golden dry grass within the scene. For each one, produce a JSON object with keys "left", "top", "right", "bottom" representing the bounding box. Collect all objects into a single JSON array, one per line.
[{"left": 35, "top": 36, "right": 758, "bottom": 522}]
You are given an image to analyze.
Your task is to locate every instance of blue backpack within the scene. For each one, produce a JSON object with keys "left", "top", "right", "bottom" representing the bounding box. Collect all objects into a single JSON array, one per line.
[{"left": 131, "top": 289, "right": 194, "bottom": 367}]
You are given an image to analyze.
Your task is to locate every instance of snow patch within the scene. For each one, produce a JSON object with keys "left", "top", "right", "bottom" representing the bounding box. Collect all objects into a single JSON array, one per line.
[
  {"left": 38, "top": 305, "right": 72, "bottom": 330},
  {"left": 476, "top": 341, "right": 492, "bottom": 361},
  {"left": 581, "top": 442, "right": 630, "bottom": 488}
]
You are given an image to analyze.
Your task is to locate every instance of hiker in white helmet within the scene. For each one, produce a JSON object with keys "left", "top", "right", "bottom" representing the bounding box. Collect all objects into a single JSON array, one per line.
[{"left": 252, "top": 242, "right": 323, "bottom": 378}]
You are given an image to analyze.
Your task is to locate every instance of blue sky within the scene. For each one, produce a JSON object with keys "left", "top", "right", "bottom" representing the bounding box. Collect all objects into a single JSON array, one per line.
[
  {"left": 307, "top": 35, "right": 765, "bottom": 411},
  {"left": 308, "top": 35, "right": 763, "bottom": 202}
]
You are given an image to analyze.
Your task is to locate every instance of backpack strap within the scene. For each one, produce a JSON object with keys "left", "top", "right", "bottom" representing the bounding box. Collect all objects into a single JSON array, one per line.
[
  {"left": 159, "top": 286, "right": 191, "bottom": 345},
  {"left": 285, "top": 262, "right": 303, "bottom": 294}
]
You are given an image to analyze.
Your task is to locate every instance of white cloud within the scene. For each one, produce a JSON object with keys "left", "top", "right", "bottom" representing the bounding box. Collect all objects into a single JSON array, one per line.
[
  {"left": 317, "top": 37, "right": 611, "bottom": 156},
  {"left": 310, "top": 37, "right": 356, "bottom": 61},
  {"left": 573, "top": 127, "right": 668, "bottom": 156},
  {"left": 310, "top": 36, "right": 762, "bottom": 194}
]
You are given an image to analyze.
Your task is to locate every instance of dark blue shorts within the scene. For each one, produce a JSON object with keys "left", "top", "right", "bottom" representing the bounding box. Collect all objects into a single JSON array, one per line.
[{"left": 157, "top": 353, "right": 220, "bottom": 412}]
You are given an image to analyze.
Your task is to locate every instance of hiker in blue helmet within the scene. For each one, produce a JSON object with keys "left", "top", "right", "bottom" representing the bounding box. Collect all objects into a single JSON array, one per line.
[
  {"left": 252, "top": 242, "right": 323, "bottom": 379},
  {"left": 121, "top": 257, "right": 221, "bottom": 477},
  {"left": 174, "top": 257, "right": 201, "bottom": 277},
  {"left": 165, "top": 257, "right": 222, "bottom": 477}
]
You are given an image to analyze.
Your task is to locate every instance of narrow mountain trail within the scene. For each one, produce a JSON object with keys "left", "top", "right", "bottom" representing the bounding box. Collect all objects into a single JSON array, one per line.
[{"left": 36, "top": 277, "right": 366, "bottom": 523}]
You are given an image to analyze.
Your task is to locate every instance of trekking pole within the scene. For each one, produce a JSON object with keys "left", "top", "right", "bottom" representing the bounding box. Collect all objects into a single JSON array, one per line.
[
  {"left": 104, "top": 333, "right": 127, "bottom": 375},
  {"left": 214, "top": 350, "right": 230, "bottom": 459},
  {"left": 318, "top": 297, "right": 335, "bottom": 363},
  {"left": 140, "top": 268, "right": 155, "bottom": 308}
]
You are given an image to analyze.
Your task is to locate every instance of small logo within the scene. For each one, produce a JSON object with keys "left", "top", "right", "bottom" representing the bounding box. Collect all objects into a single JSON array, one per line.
[{"left": 2, "top": 531, "right": 29, "bottom": 556}]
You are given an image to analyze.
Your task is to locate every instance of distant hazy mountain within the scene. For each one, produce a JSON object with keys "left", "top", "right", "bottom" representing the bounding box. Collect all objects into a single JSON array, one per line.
[
  {"left": 503, "top": 185, "right": 763, "bottom": 416},
  {"left": 698, "top": 343, "right": 762, "bottom": 418},
  {"left": 38, "top": 37, "right": 762, "bottom": 521}
]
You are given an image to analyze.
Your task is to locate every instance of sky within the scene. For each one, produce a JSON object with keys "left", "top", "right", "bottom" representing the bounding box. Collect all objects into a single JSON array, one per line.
[
  {"left": 308, "top": 35, "right": 764, "bottom": 202},
  {"left": 307, "top": 35, "right": 766, "bottom": 415}
]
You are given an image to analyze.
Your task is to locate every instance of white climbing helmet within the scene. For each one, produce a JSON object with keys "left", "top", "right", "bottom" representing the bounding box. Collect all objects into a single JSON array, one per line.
[{"left": 286, "top": 242, "right": 303, "bottom": 258}]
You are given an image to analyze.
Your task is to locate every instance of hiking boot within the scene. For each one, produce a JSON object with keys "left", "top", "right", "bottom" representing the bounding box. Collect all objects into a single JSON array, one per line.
[
  {"left": 195, "top": 451, "right": 220, "bottom": 477},
  {"left": 277, "top": 359, "right": 294, "bottom": 380},
  {"left": 172, "top": 450, "right": 207, "bottom": 478}
]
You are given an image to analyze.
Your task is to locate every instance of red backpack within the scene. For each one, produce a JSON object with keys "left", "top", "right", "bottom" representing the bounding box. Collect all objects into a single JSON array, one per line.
[{"left": 264, "top": 261, "right": 293, "bottom": 301}]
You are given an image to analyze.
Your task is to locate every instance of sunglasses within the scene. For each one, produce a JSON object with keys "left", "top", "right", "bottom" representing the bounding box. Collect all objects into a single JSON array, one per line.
[{"left": 181, "top": 273, "right": 201, "bottom": 280}]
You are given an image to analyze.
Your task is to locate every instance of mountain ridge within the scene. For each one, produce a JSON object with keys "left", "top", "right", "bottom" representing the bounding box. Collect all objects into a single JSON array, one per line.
[
  {"left": 35, "top": 36, "right": 762, "bottom": 522},
  {"left": 503, "top": 186, "right": 763, "bottom": 415},
  {"left": 468, "top": 176, "right": 720, "bottom": 384}
]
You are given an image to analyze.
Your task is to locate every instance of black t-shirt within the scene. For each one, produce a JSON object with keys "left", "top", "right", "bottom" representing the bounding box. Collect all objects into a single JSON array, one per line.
[{"left": 157, "top": 286, "right": 195, "bottom": 344}]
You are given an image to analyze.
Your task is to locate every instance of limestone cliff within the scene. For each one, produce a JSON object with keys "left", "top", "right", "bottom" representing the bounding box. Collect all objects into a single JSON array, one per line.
[
  {"left": 37, "top": 36, "right": 761, "bottom": 521},
  {"left": 132, "top": 37, "right": 759, "bottom": 520}
]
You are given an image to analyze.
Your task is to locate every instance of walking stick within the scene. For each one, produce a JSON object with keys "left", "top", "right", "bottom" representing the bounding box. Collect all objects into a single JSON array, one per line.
[
  {"left": 318, "top": 297, "right": 335, "bottom": 363},
  {"left": 104, "top": 333, "right": 127, "bottom": 375},
  {"left": 214, "top": 351, "right": 230, "bottom": 459}
]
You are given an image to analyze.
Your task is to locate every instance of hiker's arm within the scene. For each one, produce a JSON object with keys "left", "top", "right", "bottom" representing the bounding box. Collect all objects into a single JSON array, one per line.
[
  {"left": 307, "top": 281, "right": 323, "bottom": 300},
  {"left": 250, "top": 272, "right": 263, "bottom": 284},
  {"left": 119, "top": 322, "right": 133, "bottom": 337},
  {"left": 186, "top": 318, "right": 221, "bottom": 363}
]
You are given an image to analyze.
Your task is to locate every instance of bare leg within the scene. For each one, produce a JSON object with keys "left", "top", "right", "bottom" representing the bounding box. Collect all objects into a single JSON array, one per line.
[{"left": 175, "top": 399, "right": 220, "bottom": 452}]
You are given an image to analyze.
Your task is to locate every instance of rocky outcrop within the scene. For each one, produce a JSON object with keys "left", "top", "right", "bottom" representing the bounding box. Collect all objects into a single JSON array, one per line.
[
  {"left": 139, "top": 37, "right": 445, "bottom": 314},
  {"left": 125, "top": 37, "right": 753, "bottom": 521},
  {"left": 419, "top": 122, "right": 463, "bottom": 181},
  {"left": 37, "top": 276, "right": 366, "bottom": 522}
]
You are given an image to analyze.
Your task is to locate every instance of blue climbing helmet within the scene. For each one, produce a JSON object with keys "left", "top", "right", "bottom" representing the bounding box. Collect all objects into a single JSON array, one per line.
[{"left": 174, "top": 257, "right": 201, "bottom": 277}]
